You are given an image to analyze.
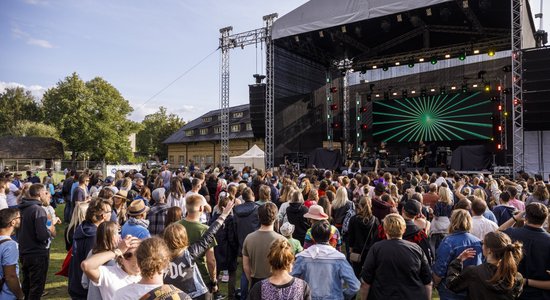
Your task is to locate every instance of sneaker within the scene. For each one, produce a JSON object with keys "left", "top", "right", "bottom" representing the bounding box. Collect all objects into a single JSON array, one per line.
[{"left": 221, "top": 270, "right": 229, "bottom": 282}]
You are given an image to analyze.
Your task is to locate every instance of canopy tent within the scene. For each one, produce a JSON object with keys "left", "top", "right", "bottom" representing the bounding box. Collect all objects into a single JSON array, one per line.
[{"left": 230, "top": 145, "right": 265, "bottom": 170}]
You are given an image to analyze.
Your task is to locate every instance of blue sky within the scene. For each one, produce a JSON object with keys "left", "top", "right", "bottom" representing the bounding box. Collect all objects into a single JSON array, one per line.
[{"left": 0, "top": 0, "right": 548, "bottom": 122}]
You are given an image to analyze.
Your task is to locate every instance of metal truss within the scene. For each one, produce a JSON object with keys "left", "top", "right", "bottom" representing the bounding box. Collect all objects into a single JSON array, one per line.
[
  {"left": 219, "top": 26, "right": 232, "bottom": 167},
  {"left": 326, "top": 71, "right": 334, "bottom": 150},
  {"left": 218, "top": 13, "right": 278, "bottom": 169},
  {"left": 355, "top": 93, "right": 362, "bottom": 155},
  {"left": 264, "top": 14, "right": 277, "bottom": 169},
  {"left": 342, "top": 69, "right": 351, "bottom": 159},
  {"left": 511, "top": 0, "right": 524, "bottom": 174}
]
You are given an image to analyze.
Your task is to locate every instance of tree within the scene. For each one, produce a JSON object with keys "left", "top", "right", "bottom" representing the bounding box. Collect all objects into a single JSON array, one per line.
[
  {"left": 0, "top": 87, "right": 43, "bottom": 135},
  {"left": 136, "top": 106, "right": 185, "bottom": 160},
  {"left": 42, "top": 73, "right": 138, "bottom": 163},
  {"left": 12, "top": 120, "right": 63, "bottom": 142}
]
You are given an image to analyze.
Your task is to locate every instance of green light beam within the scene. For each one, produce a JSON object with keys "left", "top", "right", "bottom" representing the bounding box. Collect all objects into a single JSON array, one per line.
[
  {"left": 437, "top": 121, "right": 491, "bottom": 140},
  {"left": 438, "top": 100, "right": 491, "bottom": 117},
  {"left": 437, "top": 119, "right": 493, "bottom": 128},
  {"left": 431, "top": 122, "right": 451, "bottom": 140},
  {"left": 375, "top": 101, "right": 418, "bottom": 117},
  {"left": 434, "top": 121, "right": 464, "bottom": 140},
  {"left": 373, "top": 112, "right": 418, "bottom": 119},
  {"left": 436, "top": 91, "right": 482, "bottom": 116},
  {"left": 438, "top": 112, "right": 493, "bottom": 119},
  {"left": 373, "top": 119, "right": 417, "bottom": 125},
  {"left": 405, "top": 98, "right": 423, "bottom": 115},
  {"left": 399, "top": 121, "right": 424, "bottom": 142},
  {"left": 372, "top": 121, "right": 418, "bottom": 136},
  {"left": 385, "top": 120, "right": 420, "bottom": 141},
  {"left": 430, "top": 94, "right": 447, "bottom": 116},
  {"left": 395, "top": 99, "right": 422, "bottom": 116},
  {"left": 432, "top": 93, "right": 462, "bottom": 116}
]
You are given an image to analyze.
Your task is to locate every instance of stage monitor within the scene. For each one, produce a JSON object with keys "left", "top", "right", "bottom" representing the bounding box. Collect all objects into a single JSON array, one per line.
[{"left": 372, "top": 91, "right": 495, "bottom": 142}]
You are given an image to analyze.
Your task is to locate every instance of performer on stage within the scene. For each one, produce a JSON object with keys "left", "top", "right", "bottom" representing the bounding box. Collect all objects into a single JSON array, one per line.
[
  {"left": 413, "top": 140, "right": 428, "bottom": 168},
  {"left": 375, "top": 141, "right": 389, "bottom": 168}
]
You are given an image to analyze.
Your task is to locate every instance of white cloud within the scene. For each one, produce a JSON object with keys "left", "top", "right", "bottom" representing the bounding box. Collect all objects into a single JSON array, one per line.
[
  {"left": 0, "top": 81, "right": 48, "bottom": 100},
  {"left": 23, "top": 0, "right": 49, "bottom": 5},
  {"left": 130, "top": 103, "right": 200, "bottom": 122},
  {"left": 11, "top": 26, "right": 54, "bottom": 49}
]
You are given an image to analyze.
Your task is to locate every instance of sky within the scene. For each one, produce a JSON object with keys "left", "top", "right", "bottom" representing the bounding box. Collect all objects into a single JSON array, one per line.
[{"left": 0, "top": 0, "right": 548, "bottom": 123}]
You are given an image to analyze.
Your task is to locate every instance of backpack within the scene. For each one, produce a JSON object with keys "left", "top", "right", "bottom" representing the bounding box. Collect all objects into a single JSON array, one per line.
[{"left": 341, "top": 202, "right": 356, "bottom": 236}]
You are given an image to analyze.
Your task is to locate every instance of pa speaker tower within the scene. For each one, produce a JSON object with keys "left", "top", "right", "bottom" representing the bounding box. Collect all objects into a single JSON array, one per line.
[
  {"left": 523, "top": 47, "right": 550, "bottom": 131},
  {"left": 249, "top": 84, "right": 266, "bottom": 138}
]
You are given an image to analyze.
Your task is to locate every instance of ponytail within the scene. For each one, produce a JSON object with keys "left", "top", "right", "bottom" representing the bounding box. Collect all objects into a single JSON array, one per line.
[{"left": 485, "top": 232, "right": 523, "bottom": 288}]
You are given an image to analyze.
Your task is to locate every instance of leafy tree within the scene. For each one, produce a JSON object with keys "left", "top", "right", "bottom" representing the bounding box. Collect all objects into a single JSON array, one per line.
[
  {"left": 0, "top": 87, "right": 43, "bottom": 135},
  {"left": 42, "top": 72, "right": 138, "bottom": 163},
  {"left": 12, "top": 120, "right": 63, "bottom": 142},
  {"left": 136, "top": 106, "right": 185, "bottom": 160}
]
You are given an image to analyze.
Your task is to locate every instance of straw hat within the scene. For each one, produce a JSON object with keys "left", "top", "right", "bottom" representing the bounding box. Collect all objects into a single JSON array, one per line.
[
  {"left": 303, "top": 204, "right": 328, "bottom": 220},
  {"left": 127, "top": 200, "right": 150, "bottom": 216}
]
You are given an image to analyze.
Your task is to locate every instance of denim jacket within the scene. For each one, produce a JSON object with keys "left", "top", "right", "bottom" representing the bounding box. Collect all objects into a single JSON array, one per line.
[{"left": 291, "top": 244, "right": 360, "bottom": 300}]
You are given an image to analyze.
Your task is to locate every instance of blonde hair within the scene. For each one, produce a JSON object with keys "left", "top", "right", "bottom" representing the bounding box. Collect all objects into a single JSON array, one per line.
[
  {"left": 163, "top": 223, "right": 189, "bottom": 258},
  {"left": 438, "top": 186, "right": 453, "bottom": 206},
  {"left": 383, "top": 213, "right": 406, "bottom": 239},
  {"left": 267, "top": 239, "right": 294, "bottom": 271},
  {"left": 290, "top": 190, "right": 304, "bottom": 204},
  {"left": 449, "top": 209, "right": 472, "bottom": 233},
  {"left": 136, "top": 237, "right": 170, "bottom": 279},
  {"left": 332, "top": 186, "right": 349, "bottom": 209},
  {"left": 67, "top": 201, "right": 89, "bottom": 235},
  {"left": 473, "top": 188, "right": 486, "bottom": 202}
]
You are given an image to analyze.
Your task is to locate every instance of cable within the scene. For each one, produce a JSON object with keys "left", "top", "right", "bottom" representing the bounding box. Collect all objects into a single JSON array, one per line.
[{"left": 138, "top": 47, "right": 219, "bottom": 108}]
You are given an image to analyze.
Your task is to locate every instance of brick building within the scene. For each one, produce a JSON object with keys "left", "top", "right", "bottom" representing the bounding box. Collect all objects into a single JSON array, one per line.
[{"left": 163, "top": 104, "right": 264, "bottom": 168}]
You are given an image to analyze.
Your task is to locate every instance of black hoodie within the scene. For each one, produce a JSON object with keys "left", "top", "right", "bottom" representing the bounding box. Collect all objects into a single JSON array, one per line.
[
  {"left": 286, "top": 203, "right": 309, "bottom": 244},
  {"left": 233, "top": 201, "right": 259, "bottom": 254},
  {"left": 68, "top": 220, "right": 97, "bottom": 299},
  {"left": 18, "top": 198, "right": 50, "bottom": 256}
]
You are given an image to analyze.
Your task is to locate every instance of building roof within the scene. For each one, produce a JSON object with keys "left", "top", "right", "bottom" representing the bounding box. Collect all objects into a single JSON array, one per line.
[
  {"left": 0, "top": 136, "right": 64, "bottom": 159},
  {"left": 163, "top": 104, "right": 255, "bottom": 144}
]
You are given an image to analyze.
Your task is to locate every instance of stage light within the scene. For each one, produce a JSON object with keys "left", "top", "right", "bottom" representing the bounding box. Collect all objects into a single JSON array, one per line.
[
  {"left": 461, "top": 84, "right": 468, "bottom": 92},
  {"left": 341, "top": 26, "right": 347, "bottom": 33},
  {"left": 408, "top": 62, "right": 415, "bottom": 68},
  {"left": 497, "top": 85, "right": 502, "bottom": 91},
  {"left": 451, "top": 86, "right": 457, "bottom": 90},
  {"left": 372, "top": 65, "right": 377, "bottom": 69},
  {"left": 430, "top": 57, "right": 438, "bottom": 65},
  {"left": 419, "top": 58, "right": 425, "bottom": 62},
  {"left": 360, "top": 66, "right": 367, "bottom": 74},
  {"left": 498, "top": 125, "right": 502, "bottom": 131},
  {"left": 330, "top": 87, "right": 338, "bottom": 93},
  {"left": 430, "top": 88, "right": 436, "bottom": 92},
  {"left": 397, "top": 14, "right": 403, "bottom": 22},
  {"left": 514, "top": 98, "right": 519, "bottom": 105},
  {"left": 458, "top": 52, "right": 467, "bottom": 61},
  {"left": 497, "top": 144, "right": 502, "bottom": 150},
  {"left": 294, "top": 36, "right": 300, "bottom": 42},
  {"left": 360, "top": 106, "right": 368, "bottom": 113},
  {"left": 421, "top": 88, "right": 427, "bottom": 97},
  {"left": 382, "top": 66, "right": 389, "bottom": 71},
  {"left": 473, "top": 49, "right": 480, "bottom": 54},
  {"left": 375, "top": 94, "right": 380, "bottom": 98},
  {"left": 411, "top": 90, "right": 416, "bottom": 94},
  {"left": 472, "top": 84, "right": 478, "bottom": 88},
  {"left": 498, "top": 104, "right": 503, "bottom": 111},
  {"left": 395, "top": 62, "right": 400, "bottom": 66},
  {"left": 331, "top": 122, "right": 340, "bottom": 129},
  {"left": 319, "top": 31, "right": 324, "bottom": 38},
  {"left": 484, "top": 84, "right": 491, "bottom": 92},
  {"left": 440, "top": 86, "right": 446, "bottom": 95},
  {"left": 504, "top": 112, "right": 508, "bottom": 116},
  {"left": 488, "top": 49, "right": 496, "bottom": 56},
  {"left": 502, "top": 65, "right": 512, "bottom": 72},
  {"left": 330, "top": 104, "right": 338, "bottom": 110},
  {"left": 445, "top": 54, "right": 451, "bottom": 59},
  {"left": 361, "top": 124, "right": 368, "bottom": 130},
  {"left": 392, "top": 92, "right": 398, "bottom": 96},
  {"left": 491, "top": 137, "right": 494, "bottom": 141},
  {"left": 426, "top": 8, "right": 432, "bottom": 16}
]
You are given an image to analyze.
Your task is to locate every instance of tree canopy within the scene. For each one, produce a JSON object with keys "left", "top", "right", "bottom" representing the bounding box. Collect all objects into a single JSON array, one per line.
[
  {"left": 136, "top": 106, "right": 185, "bottom": 160},
  {"left": 42, "top": 73, "right": 139, "bottom": 162},
  {"left": 0, "top": 87, "right": 43, "bottom": 135}
]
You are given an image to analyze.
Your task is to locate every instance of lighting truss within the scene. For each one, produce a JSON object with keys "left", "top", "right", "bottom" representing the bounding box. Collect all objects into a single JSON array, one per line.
[{"left": 511, "top": 0, "right": 523, "bottom": 174}]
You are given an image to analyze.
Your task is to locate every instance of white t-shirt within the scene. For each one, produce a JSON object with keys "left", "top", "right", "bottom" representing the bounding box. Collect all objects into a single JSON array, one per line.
[
  {"left": 167, "top": 194, "right": 187, "bottom": 216},
  {"left": 6, "top": 183, "right": 19, "bottom": 207},
  {"left": 113, "top": 282, "right": 161, "bottom": 300},
  {"left": 92, "top": 264, "right": 140, "bottom": 300},
  {"left": 0, "top": 194, "right": 7, "bottom": 210}
]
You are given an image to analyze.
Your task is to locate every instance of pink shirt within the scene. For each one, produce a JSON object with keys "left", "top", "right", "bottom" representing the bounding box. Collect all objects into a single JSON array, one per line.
[{"left": 509, "top": 198, "right": 525, "bottom": 211}]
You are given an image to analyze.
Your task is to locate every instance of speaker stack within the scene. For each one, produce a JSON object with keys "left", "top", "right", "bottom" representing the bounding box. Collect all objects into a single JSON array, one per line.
[
  {"left": 249, "top": 84, "right": 266, "bottom": 138},
  {"left": 523, "top": 47, "right": 550, "bottom": 131}
]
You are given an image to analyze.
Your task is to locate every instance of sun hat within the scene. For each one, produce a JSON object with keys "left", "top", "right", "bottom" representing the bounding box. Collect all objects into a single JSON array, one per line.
[
  {"left": 280, "top": 222, "right": 295, "bottom": 237},
  {"left": 113, "top": 190, "right": 128, "bottom": 200},
  {"left": 303, "top": 204, "right": 328, "bottom": 220},
  {"left": 127, "top": 199, "right": 150, "bottom": 216}
]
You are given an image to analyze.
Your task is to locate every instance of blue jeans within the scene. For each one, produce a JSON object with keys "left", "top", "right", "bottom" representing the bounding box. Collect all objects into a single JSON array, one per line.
[
  {"left": 240, "top": 270, "right": 248, "bottom": 300},
  {"left": 437, "top": 283, "right": 466, "bottom": 300}
]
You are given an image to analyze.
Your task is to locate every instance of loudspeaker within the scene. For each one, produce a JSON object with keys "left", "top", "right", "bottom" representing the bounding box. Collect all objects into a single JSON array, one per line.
[
  {"left": 249, "top": 84, "right": 266, "bottom": 138},
  {"left": 523, "top": 48, "right": 550, "bottom": 131}
]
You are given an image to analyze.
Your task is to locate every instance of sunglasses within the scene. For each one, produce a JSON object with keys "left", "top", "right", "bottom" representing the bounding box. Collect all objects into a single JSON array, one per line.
[{"left": 123, "top": 252, "right": 134, "bottom": 260}]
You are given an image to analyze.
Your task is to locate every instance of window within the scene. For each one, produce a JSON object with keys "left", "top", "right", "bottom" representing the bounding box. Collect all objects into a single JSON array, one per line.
[
  {"left": 214, "top": 127, "right": 221, "bottom": 134},
  {"left": 231, "top": 124, "right": 240, "bottom": 132},
  {"left": 233, "top": 111, "right": 243, "bottom": 118},
  {"left": 205, "top": 156, "right": 214, "bottom": 164},
  {"left": 202, "top": 117, "right": 212, "bottom": 123},
  {"left": 178, "top": 155, "right": 185, "bottom": 164},
  {"left": 246, "top": 123, "right": 252, "bottom": 131},
  {"left": 169, "top": 156, "right": 174, "bottom": 164},
  {"left": 185, "top": 130, "right": 194, "bottom": 136},
  {"left": 200, "top": 128, "right": 208, "bottom": 135}
]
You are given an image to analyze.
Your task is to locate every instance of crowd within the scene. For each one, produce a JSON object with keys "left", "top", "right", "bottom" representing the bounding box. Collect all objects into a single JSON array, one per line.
[{"left": 1, "top": 164, "right": 550, "bottom": 300}]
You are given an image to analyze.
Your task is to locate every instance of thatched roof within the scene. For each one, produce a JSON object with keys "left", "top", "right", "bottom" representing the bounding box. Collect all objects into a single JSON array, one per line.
[{"left": 0, "top": 136, "right": 64, "bottom": 159}]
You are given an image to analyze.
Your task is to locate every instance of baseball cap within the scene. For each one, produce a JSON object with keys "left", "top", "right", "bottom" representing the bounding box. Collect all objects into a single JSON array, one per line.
[{"left": 404, "top": 199, "right": 422, "bottom": 216}]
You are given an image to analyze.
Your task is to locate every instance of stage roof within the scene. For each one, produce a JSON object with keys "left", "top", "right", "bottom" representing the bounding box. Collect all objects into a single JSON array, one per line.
[{"left": 272, "top": 0, "right": 536, "bottom": 68}]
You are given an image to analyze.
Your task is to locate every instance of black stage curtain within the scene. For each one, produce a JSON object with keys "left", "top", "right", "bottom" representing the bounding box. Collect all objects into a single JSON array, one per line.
[
  {"left": 310, "top": 148, "right": 343, "bottom": 170},
  {"left": 451, "top": 145, "right": 492, "bottom": 171}
]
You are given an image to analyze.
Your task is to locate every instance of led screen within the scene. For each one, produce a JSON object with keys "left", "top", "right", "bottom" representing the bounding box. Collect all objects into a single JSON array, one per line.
[{"left": 373, "top": 91, "right": 494, "bottom": 142}]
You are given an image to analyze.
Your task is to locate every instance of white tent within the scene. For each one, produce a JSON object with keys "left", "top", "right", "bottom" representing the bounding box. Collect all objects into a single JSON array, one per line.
[{"left": 230, "top": 145, "right": 265, "bottom": 170}]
